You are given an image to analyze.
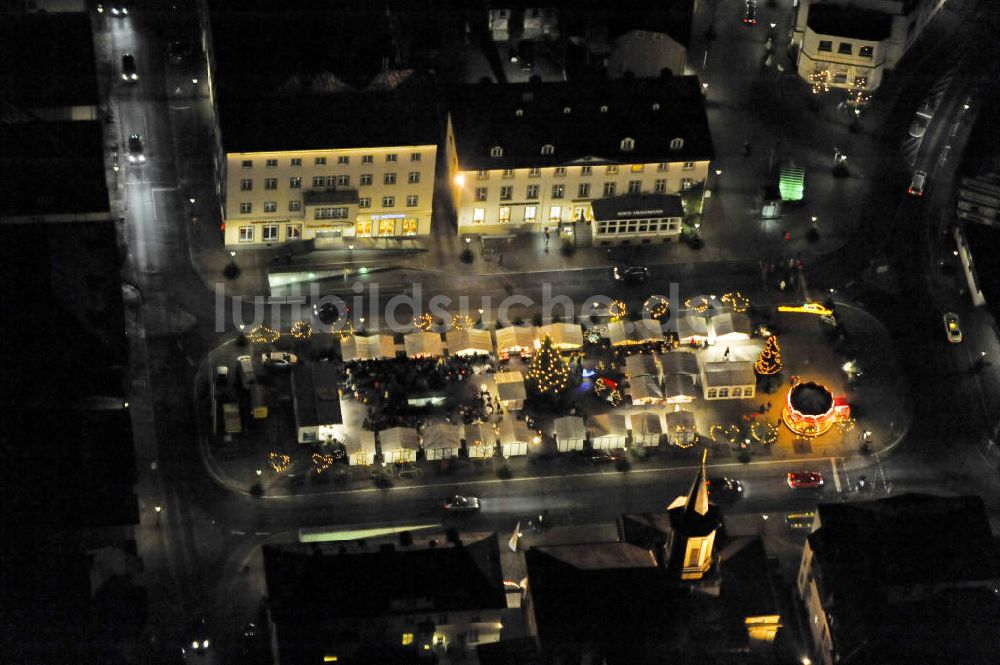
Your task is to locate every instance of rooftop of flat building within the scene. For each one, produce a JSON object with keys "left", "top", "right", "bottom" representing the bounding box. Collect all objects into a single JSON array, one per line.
[{"left": 807, "top": 2, "right": 895, "bottom": 41}]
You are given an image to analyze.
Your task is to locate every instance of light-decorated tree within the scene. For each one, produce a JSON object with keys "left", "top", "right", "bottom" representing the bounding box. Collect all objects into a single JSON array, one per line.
[
  {"left": 527, "top": 334, "right": 569, "bottom": 397},
  {"left": 755, "top": 335, "right": 783, "bottom": 375}
]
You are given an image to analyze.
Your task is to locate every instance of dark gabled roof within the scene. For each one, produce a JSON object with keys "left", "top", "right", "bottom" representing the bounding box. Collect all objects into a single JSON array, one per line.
[
  {"left": 548, "top": 0, "right": 695, "bottom": 48},
  {"left": 207, "top": 0, "right": 464, "bottom": 96},
  {"left": 807, "top": 3, "right": 894, "bottom": 42},
  {"left": 477, "top": 637, "right": 543, "bottom": 665},
  {"left": 218, "top": 93, "right": 441, "bottom": 154},
  {"left": 809, "top": 494, "right": 998, "bottom": 591},
  {"left": 524, "top": 543, "right": 675, "bottom": 649},
  {"left": 264, "top": 532, "right": 506, "bottom": 624},
  {"left": 291, "top": 363, "right": 343, "bottom": 428},
  {"left": 0, "top": 121, "right": 109, "bottom": 218},
  {"left": 590, "top": 194, "right": 684, "bottom": 221},
  {"left": 448, "top": 76, "right": 713, "bottom": 170},
  {"left": 718, "top": 536, "right": 778, "bottom": 621},
  {"left": 0, "top": 12, "right": 98, "bottom": 109}
]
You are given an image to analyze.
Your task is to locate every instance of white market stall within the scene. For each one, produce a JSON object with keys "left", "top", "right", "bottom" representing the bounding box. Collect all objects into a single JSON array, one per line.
[
  {"left": 663, "top": 374, "right": 698, "bottom": 403},
  {"left": 349, "top": 431, "right": 378, "bottom": 466},
  {"left": 589, "top": 413, "right": 628, "bottom": 449},
  {"left": 423, "top": 422, "right": 462, "bottom": 460},
  {"left": 628, "top": 374, "right": 663, "bottom": 405},
  {"left": 629, "top": 412, "right": 664, "bottom": 448},
  {"left": 499, "top": 414, "right": 532, "bottom": 457},
  {"left": 710, "top": 312, "right": 752, "bottom": 344},
  {"left": 494, "top": 371, "right": 527, "bottom": 411},
  {"left": 446, "top": 328, "right": 493, "bottom": 357},
  {"left": 340, "top": 334, "right": 396, "bottom": 362},
  {"left": 625, "top": 353, "right": 661, "bottom": 382},
  {"left": 661, "top": 351, "right": 700, "bottom": 378},
  {"left": 536, "top": 323, "right": 584, "bottom": 350},
  {"left": 464, "top": 421, "right": 497, "bottom": 459},
  {"left": 404, "top": 332, "right": 444, "bottom": 359},
  {"left": 608, "top": 319, "right": 663, "bottom": 347},
  {"left": 380, "top": 426, "right": 420, "bottom": 463},
  {"left": 496, "top": 325, "right": 536, "bottom": 358},
  {"left": 665, "top": 410, "right": 698, "bottom": 447},
  {"left": 553, "top": 415, "right": 586, "bottom": 452}
]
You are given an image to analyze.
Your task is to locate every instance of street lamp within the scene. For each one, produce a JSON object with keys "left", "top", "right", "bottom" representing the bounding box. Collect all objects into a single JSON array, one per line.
[
  {"left": 189, "top": 197, "right": 197, "bottom": 204},
  {"left": 154, "top": 505, "right": 162, "bottom": 526},
  {"left": 359, "top": 317, "right": 366, "bottom": 333},
  {"left": 256, "top": 469, "right": 263, "bottom": 476},
  {"left": 811, "top": 216, "right": 818, "bottom": 227},
  {"left": 701, "top": 82, "right": 709, "bottom": 96}
]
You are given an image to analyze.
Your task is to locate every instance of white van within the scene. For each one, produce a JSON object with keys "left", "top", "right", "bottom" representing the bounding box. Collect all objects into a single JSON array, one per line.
[{"left": 237, "top": 355, "right": 256, "bottom": 389}]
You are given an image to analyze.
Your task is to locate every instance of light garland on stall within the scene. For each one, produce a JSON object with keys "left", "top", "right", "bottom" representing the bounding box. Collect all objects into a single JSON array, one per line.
[
  {"left": 684, "top": 295, "right": 713, "bottom": 313},
  {"left": 710, "top": 424, "right": 742, "bottom": 445},
  {"left": 336, "top": 321, "right": 354, "bottom": 341},
  {"left": 673, "top": 424, "right": 695, "bottom": 449},
  {"left": 250, "top": 326, "right": 281, "bottom": 344},
  {"left": 835, "top": 417, "right": 856, "bottom": 436},
  {"left": 609, "top": 300, "right": 628, "bottom": 322},
  {"left": 750, "top": 421, "right": 780, "bottom": 446},
  {"left": 811, "top": 69, "right": 830, "bottom": 94},
  {"left": 291, "top": 320, "right": 313, "bottom": 340},
  {"left": 754, "top": 336, "right": 783, "bottom": 375},
  {"left": 721, "top": 292, "right": 750, "bottom": 313},
  {"left": 413, "top": 312, "right": 434, "bottom": 332},
  {"left": 451, "top": 314, "right": 475, "bottom": 331},
  {"left": 643, "top": 295, "right": 670, "bottom": 320},
  {"left": 311, "top": 452, "right": 335, "bottom": 475}
]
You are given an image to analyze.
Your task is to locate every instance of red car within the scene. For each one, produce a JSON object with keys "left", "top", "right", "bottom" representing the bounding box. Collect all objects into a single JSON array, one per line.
[{"left": 787, "top": 471, "right": 824, "bottom": 489}]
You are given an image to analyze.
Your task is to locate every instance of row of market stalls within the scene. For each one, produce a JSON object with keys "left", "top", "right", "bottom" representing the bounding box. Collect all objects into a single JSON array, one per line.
[
  {"left": 552, "top": 410, "right": 698, "bottom": 452},
  {"left": 340, "top": 323, "right": 591, "bottom": 362},
  {"left": 343, "top": 415, "right": 536, "bottom": 465}
]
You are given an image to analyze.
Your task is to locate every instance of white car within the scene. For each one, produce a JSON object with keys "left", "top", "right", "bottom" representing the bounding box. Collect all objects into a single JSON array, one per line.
[
  {"left": 443, "top": 495, "right": 480, "bottom": 512},
  {"left": 943, "top": 312, "right": 962, "bottom": 344},
  {"left": 261, "top": 351, "right": 299, "bottom": 367},
  {"left": 907, "top": 170, "right": 927, "bottom": 197}
]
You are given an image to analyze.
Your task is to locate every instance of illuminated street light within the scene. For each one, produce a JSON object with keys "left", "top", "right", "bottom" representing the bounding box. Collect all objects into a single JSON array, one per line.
[
  {"left": 154, "top": 505, "right": 162, "bottom": 526},
  {"left": 189, "top": 197, "right": 196, "bottom": 204},
  {"left": 256, "top": 469, "right": 263, "bottom": 476}
]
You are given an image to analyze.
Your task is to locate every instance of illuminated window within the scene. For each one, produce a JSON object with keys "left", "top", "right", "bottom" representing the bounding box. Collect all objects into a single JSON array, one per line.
[
  {"left": 526, "top": 185, "right": 539, "bottom": 199},
  {"left": 491, "top": 146, "right": 503, "bottom": 157},
  {"left": 603, "top": 182, "right": 616, "bottom": 197},
  {"left": 620, "top": 137, "right": 635, "bottom": 151},
  {"left": 549, "top": 206, "right": 561, "bottom": 222},
  {"left": 262, "top": 224, "right": 278, "bottom": 240},
  {"left": 286, "top": 224, "right": 301, "bottom": 239},
  {"left": 402, "top": 633, "right": 414, "bottom": 646},
  {"left": 524, "top": 205, "right": 537, "bottom": 222},
  {"left": 473, "top": 208, "right": 485, "bottom": 223},
  {"left": 356, "top": 220, "right": 373, "bottom": 236},
  {"left": 315, "top": 157, "right": 327, "bottom": 166},
  {"left": 670, "top": 137, "right": 684, "bottom": 150},
  {"left": 606, "top": 165, "right": 618, "bottom": 174},
  {"left": 239, "top": 226, "right": 253, "bottom": 241},
  {"left": 402, "top": 219, "right": 418, "bottom": 235},
  {"left": 541, "top": 144, "right": 555, "bottom": 155},
  {"left": 378, "top": 219, "right": 395, "bottom": 235},
  {"left": 498, "top": 206, "right": 511, "bottom": 223},
  {"left": 630, "top": 164, "right": 644, "bottom": 173},
  {"left": 686, "top": 539, "right": 704, "bottom": 567}
]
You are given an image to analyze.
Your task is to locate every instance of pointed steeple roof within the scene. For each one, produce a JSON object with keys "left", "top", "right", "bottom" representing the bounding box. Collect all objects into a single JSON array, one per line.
[{"left": 685, "top": 449, "right": 710, "bottom": 516}]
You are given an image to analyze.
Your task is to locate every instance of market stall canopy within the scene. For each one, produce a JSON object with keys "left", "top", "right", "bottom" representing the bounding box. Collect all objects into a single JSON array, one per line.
[
  {"left": 350, "top": 431, "right": 378, "bottom": 465},
  {"left": 589, "top": 413, "right": 628, "bottom": 449},
  {"left": 423, "top": 421, "right": 462, "bottom": 459},
  {"left": 625, "top": 353, "right": 660, "bottom": 379},
  {"left": 536, "top": 323, "right": 584, "bottom": 350},
  {"left": 494, "top": 371, "right": 527, "bottom": 406},
  {"left": 608, "top": 319, "right": 663, "bottom": 346},
  {"left": 710, "top": 312, "right": 751, "bottom": 342},
  {"left": 663, "top": 374, "right": 698, "bottom": 402},
  {"left": 661, "top": 351, "right": 700, "bottom": 376},
  {"left": 665, "top": 409, "right": 697, "bottom": 433},
  {"left": 404, "top": 331, "right": 444, "bottom": 358},
  {"left": 499, "top": 414, "right": 532, "bottom": 457},
  {"left": 446, "top": 328, "right": 493, "bottom": 356},
  {"left": 464, "top": 421, "right": 497, "bottom": 448},
  {"left": 341, "top": 334, "right": 396, "bottom": 362},
  {"left": 629, "top": 375, "right": 663, "bottom": 404},
  {"left": 379, "top": 426, "right": 420, "bottom": 462},
  {"left": 496, "top": 325, "right": 536, "bottom": 355},
  {"left": 701, "top": 360, "right": 756, "bottom": 388},
  {"left": 629, "top": 412, "right": 664, "bottom": 446},
  {"left": 676, "top": 313, "right": 710, "bottom": 341},
  {"left": 554, "top": 415, "right": 586, "bottom": 450}
]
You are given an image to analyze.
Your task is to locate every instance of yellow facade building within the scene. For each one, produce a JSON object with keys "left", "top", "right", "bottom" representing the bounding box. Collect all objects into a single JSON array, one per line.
[
  {"left": 217, "top": 95, "right": 438, "bottom": 248},
  {"left": 445, "top": 77, "right": 713, "bottom": 240}
]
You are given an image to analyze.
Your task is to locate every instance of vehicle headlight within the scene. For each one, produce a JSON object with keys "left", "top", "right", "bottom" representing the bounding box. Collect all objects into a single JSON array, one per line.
[
  {"left": 122, "top": 74, "right": 129, "bottom": 80},
  {"left": 131, "top": 73, "right": 139, "bottom": 80},
  {"left": 139, "top": 155, "right": 146, "bottom": 163},
  {"left": 122, "top": 7, "right": 128, "bottom": 15},
  {"left": 128, "top": 155, "right": 136, "bottom": 162},
  {"left": 111, "top": 7, "right": 119, "bottom": 14},
  {"left": 202, "top": 640, "right": 210, "bottom": 648},
  {"left": 191, "top": 641, "right": 199, "bottom": 649}
]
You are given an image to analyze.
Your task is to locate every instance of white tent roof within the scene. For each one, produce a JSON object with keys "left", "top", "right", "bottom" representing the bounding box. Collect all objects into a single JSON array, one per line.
[
  {"left": 702, "top": 360, "right": 756, "bottom": 387},
  {"left": 463, "top": 421, "right": 497, "bottom": 447},
  {"left": 536, "top": 323, "right": 584, "bottom": 349},
  {"left": 352, "top": 430, "right": 377, "bottom": 454},
  {"left": 661, "top": 351, "right": 700, "bottom": 375},
  {"left": 423, "top": 422, "right": 462, "bottom": 450},
  {"left": 446, "top": 328, "right": 493, "bottom": 356},
  {"left": 496, "top": 326, "right": 536, "bottom": 353},
  {"left": 494, "top": 371, "right": 527, "bottom": 401},
  {"left": 663, "top": 374, "right": 698, "bottom": 400},
  {"left": 665, "top": 410, "right": 696, "bottom": 431},
  {"left": 554, "top": 415, "right": 586, "bottom": 442},
  {"left": 341, "top": 334, "right": 396, "bottom": 362},
  {"left": 629, "top": 375, "right": 663, "bottom": 403},
  {"left": 629, "top": 412, "right": 664, "bottom": 437},
  {"left": 711, "top": 312, "right": 751, "bottom": 341},
  {"left": 379, "top": 426, "right": 420, "bottom": 453},
  {"left": 404, "top": 331, "right": 444, "bottom": 358},
  {"left": 676, "top": 314, "right": 709, "bottom": 339},
  {"left": 608, "top": 319, "right": 663, "bottom": 346},
  {"left": 590, "top": 413, "right": 628, "bottom": 438},
  {"left": 499, "top": 415, "right": 533, "bottom": 445},
  {"left": 625, "top": 353, "right": 659, "bottom": 378}
]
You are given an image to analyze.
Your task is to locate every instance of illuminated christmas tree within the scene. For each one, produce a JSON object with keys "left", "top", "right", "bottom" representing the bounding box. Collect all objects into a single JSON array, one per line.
[
  {"left": 527, "top": 335, "right": 569, "bottom": 397},
  {"left": 755, "top": 336, "right": 783, "bottom": 375}
]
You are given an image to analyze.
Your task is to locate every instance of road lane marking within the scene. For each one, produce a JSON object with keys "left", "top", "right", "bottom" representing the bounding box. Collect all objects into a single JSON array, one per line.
[
  {"left": 231, "top": 530, "right": 245, "bottom": 535},
  {"left": 254, "top": 531, "right": 270, "bottom": 536},
  {"left": 830, "top": 457, "right": 843, "bottom": 492}
]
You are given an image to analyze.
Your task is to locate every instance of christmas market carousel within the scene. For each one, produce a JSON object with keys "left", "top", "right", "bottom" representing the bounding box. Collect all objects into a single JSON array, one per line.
[{"left": 781, "top": 379, "right": 848, "bottom": 437}]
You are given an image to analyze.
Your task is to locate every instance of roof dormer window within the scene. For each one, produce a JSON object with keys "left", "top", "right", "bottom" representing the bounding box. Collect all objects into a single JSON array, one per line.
[
  {"left": 541, "top": 144, "right": 555, "bottom": 155},
  {"left": 652, "top": 102, "right": 661, "bottom": 111},
  {"left": 670, "top": 137, "right": 684, "bottom": 150},
  {"left": 599, "top": 105, "right": 609, "bottom": 113},
  {"left": 491, "top": 146, "right": 504, "bottom": 157},
  {"left": 620, "top": 137, "right": 635, "bottom": 152},
  {"left": 563, "top": 106, "right": 572, "bottom": 114},
  {"left": 515, "top": 108, "right": 524, "bottom": 117}
]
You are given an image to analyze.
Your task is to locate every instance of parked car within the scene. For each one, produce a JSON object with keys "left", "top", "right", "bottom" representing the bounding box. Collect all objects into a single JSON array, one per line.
[
  {"left": 181, "top": 617, "right": 210, "bottom": 657},
  {"left": 613, "top": 265, "right": 649, "bottom": 284},
  {"left": 261, "top": 351, "right": 299, "bottom": 367},
  {"left": 943, "top": 312, "right": 963, "bottom": 343},
  {"left": 121, "top": 54, "right": 138, "bottom": 81},
  {"left": 443, "top": 495, "right": 481, "bottom": 512},
  {"left": 787, "top": 471, "right": 824, "bottom": 489},
  {"left": 743, "top": 0, "right": 757, "bottom": 25},
  {"left": 99, "top": 2, "right": 129, "bottom": 17},
  {"left": 242, "top": 622, "right": 257, "bottom": 642},
  {"left": 907, "top": 170, "right": 927, "bottom": 197},
  {"left": 127, "top": 134, "right": 145, "bottom": 164},
  {"left": 214, "top": 365, "right": 229, "bottom": 387},
  {"left": 707, "top": 477, "right": 744, "bottom": 501},
  {"left": 586, "top": 450, "right": 618, "bottom": 465},
  {"left": 236, "top": 355, "right": 256, "bottom": 389}
]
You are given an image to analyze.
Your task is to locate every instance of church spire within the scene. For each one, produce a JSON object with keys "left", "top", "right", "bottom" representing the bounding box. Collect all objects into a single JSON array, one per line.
[{"left": 686, "top": 449, "right": 710, "bottom": 516}]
